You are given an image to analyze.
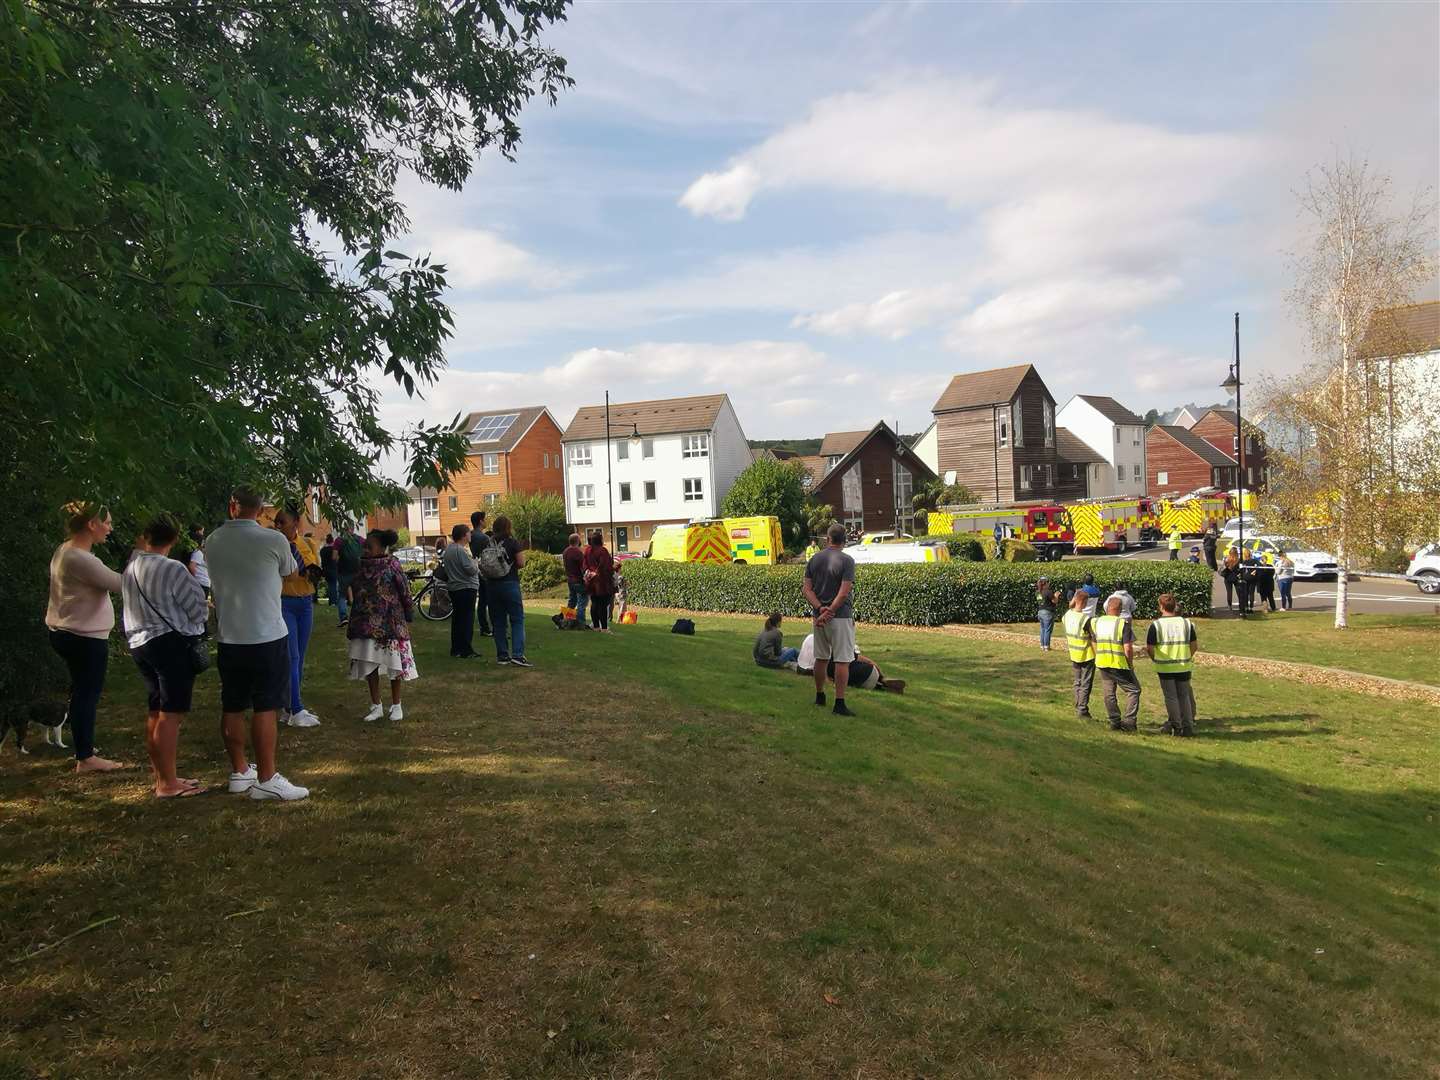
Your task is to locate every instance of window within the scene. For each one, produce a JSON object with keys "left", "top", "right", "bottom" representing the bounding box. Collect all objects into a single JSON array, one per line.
[
  {"left": 568, "top": 444, "right": 592, "bottom": 467},
  {"left": 1019, "top": 465, "right": 1033, "bottom": 491},
  {"left": 421, "top": 496, "right": 438, "bottom": 517},
  {"left": 634, "top": 526, "right": 644, "bottom": 540},
  {"left": 682, "top": 434, "right": 709, "bottom": 458},
  {"left": 1069, "top": 464, "right": 1080, "bottom": 479},
  {"left": 1157, "top": 471, "right": 1168, "bottom": 486},
  {"left": 996, "top": 412, "right": 1008, "bottom": 448},
  {"left": 1043, "top": 399, "right": 1055, "bottom": 448},
  {"left": 542, "top": 452, "right": 549, "bottom": 469},
  {"left": 469, "top": 413, "right": 519, "bottom": 443},
  {"left": 893, "top": 460, "right": 915, "bottom": 534},
  {"left": 1116, "top": 463, "right": 1126, "bottom": 482},
  {"left": 1132, "top": 427, "right": 1141, "bottom": 447},
  {"left": 1011, "top": 398, "right": 1024, "bottom": 447},
  {"left": 447, "top": 495, "right": 458, "bottom": 511},
  {"left": 574, "top": 484, "right": 595, "bottom": 508},
  {"left": 616, "top": 441, "right": 629, "bottom": 461},
  {"left": 683, "top": 477, "right": 704, "bottom": 502},
  {"left": 641, "top": 439, "right": 655, "bottom": 459},
  {"left": 644, "top": 481, "right": 657, "bottom": 502},
  {"left": 619, "top": 482, "right": 632, "bottom": 503},
  {"left": 485, "top": 493, "right": 499, "bottom": 506},
  {"left": 482, "top": 453, "right": 498, "bottom": 475}
]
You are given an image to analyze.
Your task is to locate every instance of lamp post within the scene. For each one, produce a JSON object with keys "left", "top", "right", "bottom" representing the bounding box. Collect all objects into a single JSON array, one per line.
[
  {"left": 602, "top": 390, "right": 642, "bottom": 549},
  {"left": 1220, "top": 312, "right": 1244, "bottom": 617}
]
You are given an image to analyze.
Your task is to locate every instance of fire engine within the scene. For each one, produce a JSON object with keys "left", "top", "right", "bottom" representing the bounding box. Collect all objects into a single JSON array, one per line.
[
  {"left": 1155, "top": 488, "right": 1233, "bottom": 538},
  {"left": 927, "top": 502, "right": 1073, "bottom": 561},
  {"left": 1065, "top": 496, "right": 1161, "bottom": 552}
]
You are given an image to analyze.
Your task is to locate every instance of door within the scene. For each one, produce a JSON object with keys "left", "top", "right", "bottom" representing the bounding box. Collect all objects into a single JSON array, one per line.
[{"left": 616, "top": 527, "right": 628, "bottom": 553}]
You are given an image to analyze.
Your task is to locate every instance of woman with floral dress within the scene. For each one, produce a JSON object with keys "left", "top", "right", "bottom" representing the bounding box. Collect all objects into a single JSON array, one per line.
[{"left": 347, "top": 529, "right": 417, "bottom": 721}]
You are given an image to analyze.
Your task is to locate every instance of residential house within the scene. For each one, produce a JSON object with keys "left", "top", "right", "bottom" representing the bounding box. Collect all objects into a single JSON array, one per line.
[
  {"left": 561, "top": 393, "right": 751, "bottom": 554},
  {"left": 1189, "top": 409, "right": 1268, "bottom": 492},
  {"left": 1167, "top": 406, "right": 1205, "bottom": 428},
  {"left": 808, "top": 422, "right": 936, "bottom": 535},
  {"left": 1056, "top": 395, "right": 1149, "bottom": 497},
  {"left": 1146, "top": 425, "right": 1237, "bottom": 495},
  {"left": 1356, "top": 300, "right": 1440, "bottom": 478},
  {"left": 930, "top": 363, "right": 1063, "bottom": 503},
  {"left": 911, "top": 420, "right": 939, "bottom": 475},
  {"left": 434, "top": 406, "right": 564, "bottom": 536},
  {"left": 1054, "top": 427, "right": 1104, "bottom": 500}
]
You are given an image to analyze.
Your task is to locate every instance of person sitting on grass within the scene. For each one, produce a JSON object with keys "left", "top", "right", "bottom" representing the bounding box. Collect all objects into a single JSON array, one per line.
[
  {"left": 796, "top": 633, "right": 905, "bottom": 694},
  {"left": 753, "top": 612, "right": 800, "bottom": 670},
  {"left": 347, "top": 528, "right": 417, "bottom": 721}
]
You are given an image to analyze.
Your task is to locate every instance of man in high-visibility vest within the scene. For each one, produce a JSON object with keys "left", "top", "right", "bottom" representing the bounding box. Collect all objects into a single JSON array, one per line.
[
  {"left": 1061, "top": 591, "right": 1096, "bottom": 718},
  {"left": 1093, "top": 596, "right": 1140, "bottom": 732},
  {"left": 1168, "top": 527, "right": 1183, "bottom": 561},
  {"left": 1145, "top": 592, "right": 1200, "bottom": 736}
]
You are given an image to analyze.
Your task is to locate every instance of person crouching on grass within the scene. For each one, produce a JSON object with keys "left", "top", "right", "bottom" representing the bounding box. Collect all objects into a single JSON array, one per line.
[{"left": 347, "top": 528, "right": 417, "bottom": 721}]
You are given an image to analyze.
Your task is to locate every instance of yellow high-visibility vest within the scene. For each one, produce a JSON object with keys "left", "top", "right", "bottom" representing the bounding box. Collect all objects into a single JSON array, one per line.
[
  {"left": 1150, "top": 616, "right": 1195, "bottom": 675},
  {"left": 1062, "top": 609, "right": 1095, "bottom": 664},
  {"left": 1169, "top": 529, "right": 1182, "bottom": 551},
  {"left": 1093, "top": 614, "right": 1130, "bottom": 670}
]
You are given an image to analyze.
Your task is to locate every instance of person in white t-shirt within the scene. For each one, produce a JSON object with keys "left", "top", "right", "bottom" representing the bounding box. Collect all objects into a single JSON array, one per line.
[{"left": 186, "top": 524, "right": 211, "bottom": 593}]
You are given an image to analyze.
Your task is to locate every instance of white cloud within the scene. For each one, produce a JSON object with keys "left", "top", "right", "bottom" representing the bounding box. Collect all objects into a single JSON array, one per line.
[
  {"left": 793, "top": 285, "right": 967, "bottom": 340},
  {"left": 418, "top": 227, "right": 578, "bottom": 291}
]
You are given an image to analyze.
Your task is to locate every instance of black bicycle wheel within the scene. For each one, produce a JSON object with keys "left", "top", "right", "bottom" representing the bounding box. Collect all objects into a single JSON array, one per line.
[{"left": 417, "top": 582, "right": 453, "bottom": 621}]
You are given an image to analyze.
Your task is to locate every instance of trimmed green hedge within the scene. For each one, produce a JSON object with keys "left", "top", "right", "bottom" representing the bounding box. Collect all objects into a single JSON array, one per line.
[
  {"left": 622, "top": 558, "right": 1213, "bottom": 626},
  {"left": 946, "top": 536, "right": 986, "bottom": 561},
  {"left": 519, "top": 551, "right": 566, "bottom": 596}
]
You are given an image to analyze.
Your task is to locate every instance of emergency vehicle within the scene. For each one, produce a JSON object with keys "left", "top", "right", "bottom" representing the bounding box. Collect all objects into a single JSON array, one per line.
[
  {"left": 926, "top": 502, "right": 1073, "bottom": 561},
  {"left": 1155, "top": 488, "right": 1232, "bottom": 538},
  {"left": 647, "top": 516, "right": 784, "bottom": 565},
  {"left": 847, "top": 539, "right": 952, "bottom": 564},
  {"left": 1065, "top": 496, "right": 1160, "bottom": 552}
]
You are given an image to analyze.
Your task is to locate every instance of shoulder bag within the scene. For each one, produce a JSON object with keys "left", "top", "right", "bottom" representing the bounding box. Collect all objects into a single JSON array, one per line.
[{"left": 133, "top": 563, "right": 211, "bottom": 674}]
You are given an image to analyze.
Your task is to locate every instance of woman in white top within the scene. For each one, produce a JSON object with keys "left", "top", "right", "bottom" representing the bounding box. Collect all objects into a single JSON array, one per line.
[
  {"left": 45, "top": 502, "right": 127, "bottom": 772},
  {"left": 186, "top": 524, "right": 211, "bottom": 593},
  {"left": 123, "top": 514, "right": 210, "bottom": 797}
]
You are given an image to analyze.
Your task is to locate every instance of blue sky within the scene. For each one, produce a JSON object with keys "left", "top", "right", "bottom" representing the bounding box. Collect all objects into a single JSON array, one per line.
[{"left": 379, "top": 0, "right": 1439, "bottom": 454}]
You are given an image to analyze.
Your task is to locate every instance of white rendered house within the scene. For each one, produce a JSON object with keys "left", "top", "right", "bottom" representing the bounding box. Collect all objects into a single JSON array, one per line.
[{"left": 1055, "top": 395, "right": 1149, "bottom": 497}]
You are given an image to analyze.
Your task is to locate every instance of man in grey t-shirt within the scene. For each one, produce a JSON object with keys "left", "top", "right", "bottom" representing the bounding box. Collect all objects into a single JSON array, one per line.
[{"left": 803, "top": 523, "right": 857, "bottom": 716}]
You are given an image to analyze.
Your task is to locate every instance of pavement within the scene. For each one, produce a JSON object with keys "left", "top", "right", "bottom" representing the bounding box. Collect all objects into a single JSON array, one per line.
[{"left": 1061, "top": 544, "right": 1440, "bottom": 616}]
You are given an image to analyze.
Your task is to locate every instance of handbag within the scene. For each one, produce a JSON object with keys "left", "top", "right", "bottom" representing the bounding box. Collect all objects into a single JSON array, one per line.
[{"left": 132, "top": 564, "right": 211, "bottom": 674}]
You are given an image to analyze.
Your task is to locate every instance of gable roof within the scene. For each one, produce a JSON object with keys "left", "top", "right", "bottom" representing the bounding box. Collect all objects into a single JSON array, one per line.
[
  {"left": 1359, "top": 301, "right": 1440, "bottom": 359},
  {"left": 1075, "top": 394, "right": 1145, "bottom": 426},
  {"left": 796, "top": 455, "right": 827, "bottom": 490},
  {"left": 1055, "top": 427, "right": 1105, "bottom": 464},
  {"left": 814, "top": 421, "right": 937, "bottom": 489},
  {"left": 932, "top": 363, "right": 1036, "bottom": 413},
  {"left": 1154, "top": 425, "right": 1235, "bottom": 467},
  {"left": 818, "top": 430, "right": 870, "bottom": 458},
  {"left": 562, "top": 394, "right": 728, "bottom": 441},
  {"left": 457, "top": 405, "right": 552, "bottom": 453}
]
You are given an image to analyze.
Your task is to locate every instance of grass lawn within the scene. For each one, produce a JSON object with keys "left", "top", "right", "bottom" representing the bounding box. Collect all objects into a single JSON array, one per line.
[
  {"left": 2, "top": 607, "right": 1437, "bottom": 1079},
  {"left": 996, "top": 611, "right": 1440, "bottom": 686}
]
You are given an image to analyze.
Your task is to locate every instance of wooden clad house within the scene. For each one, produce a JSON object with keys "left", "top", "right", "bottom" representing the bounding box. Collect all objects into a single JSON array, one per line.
[
  {"left": 1053, "top": 427, "right": 1103, "bottom": 500},
  {"left": 931, "top": 363, "right": 1063, "bottom": 503},
  {"left": 436, "top": 406, "right": 564, "bottom": 536},
  {"left": 1146, "top": 425, "right": 1237, "bottom": 495},
  {"left": 1189, "top": 409, "right": 1268, "bottom": 492},
  {"left": 809, "top": 422, "right": 936, "bottom": 535}
]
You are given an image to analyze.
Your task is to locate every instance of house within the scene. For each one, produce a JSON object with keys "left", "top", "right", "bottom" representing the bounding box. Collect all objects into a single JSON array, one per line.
[
  {"left": 1054, "top": 427, "right": 1104, "bottom": 499},
  {"left": 796, "top": 455, "right": 827, "bottom": 493},
  {"left": 808, "top": 422, "right": 937, "bottom": 535},
  {"left": 911, "top": 421, "right": 939, "bottom": 475},
  {"left": 1189, "top": 409, "right": 1268, "bottom": 492},
  {"left": 1168, "top": 406, "right": 1204, "bottom": 428},
  {"left": 930, "top": 363, "right": 1063, "bottom": 503},
  {"left": 1056, "top": 395, "right": 1149, "bottom": 497},
  {"left": 1146, "top": 425, "right": 1237, "bottom": 495},
  {"left": 1356, "top": 300, "right": 1440, "bottom": 475},
  {"left": 560, "top": 393, "right": 751, "bottom": 554},
  {"left": 434, "top": 406, "right": 564, "bottom": 536}
]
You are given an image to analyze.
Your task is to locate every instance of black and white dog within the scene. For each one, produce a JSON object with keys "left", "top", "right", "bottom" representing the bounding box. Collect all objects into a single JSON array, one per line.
[{"left": 0, "top": 702, "right": 68, "bottom": 756}]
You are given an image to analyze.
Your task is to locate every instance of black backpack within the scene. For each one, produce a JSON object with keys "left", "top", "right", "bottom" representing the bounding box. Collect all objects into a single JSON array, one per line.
[{"left": 670, "top": 618, "right": 695, "bottom": 636}]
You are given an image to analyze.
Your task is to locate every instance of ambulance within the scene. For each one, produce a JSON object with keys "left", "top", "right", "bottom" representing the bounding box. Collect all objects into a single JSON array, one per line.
[
  {"left": 1156, "top": 488, "right": 1233, "bottom": 538},
  {"left": 847, "top": 539, "right": 952, "bottom": 564},
  {"left": 1065, "top": 496, "right": 1160, "bottom": 552},
  {"left": 722, "top": 516, "right": 784, "bottom": 564},
  {"left": 926, "top": 502, "right": 1073, "bottom": 561},
  {"left": 646, "top": 516, "right": 784, "bottom": 565}
]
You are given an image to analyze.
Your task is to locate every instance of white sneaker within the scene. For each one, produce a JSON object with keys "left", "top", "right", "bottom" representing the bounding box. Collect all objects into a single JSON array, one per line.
[
  {"left": 287, "top": 709, "right": 321, "bottom": 728},
  {"left": 279, "top": 709, "right": 291, "bottom": 725},
  {"left": 227, "top": 764, "right": 258, "bottom": 794},
  {"left": 389, "top": 704, "right": 404, "bottom": 722},
  {"left": 362, "top": 704, "right": 384, "bottom": 722},
  {"left": 249, "top": 772, "right": 309, "bottom": 801}
]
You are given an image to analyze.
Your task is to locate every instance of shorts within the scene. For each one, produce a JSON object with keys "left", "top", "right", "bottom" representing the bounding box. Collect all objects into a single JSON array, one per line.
[
  {"left": 217, "top": 637, "right": 290, "bottom": 714},
  {"left": 131, "top": 632, "right": 198, "bottom": 713},
  {"left": 812, "top": 616, "right": 856, "bottom": 664}
]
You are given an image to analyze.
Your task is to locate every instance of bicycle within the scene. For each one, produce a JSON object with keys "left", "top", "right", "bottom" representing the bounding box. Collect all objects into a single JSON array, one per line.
[{"left": 409, "top": 568, "right": 454, "bottom": 621}]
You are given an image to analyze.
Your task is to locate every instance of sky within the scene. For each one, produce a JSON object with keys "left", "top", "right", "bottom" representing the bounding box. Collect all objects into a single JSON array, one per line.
[{"left": 374, "top": 0, "right": 1439, "bottom": 470}]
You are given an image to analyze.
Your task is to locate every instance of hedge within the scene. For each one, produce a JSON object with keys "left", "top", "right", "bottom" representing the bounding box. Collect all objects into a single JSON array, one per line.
[
  {"left": 622, "top": 558, "right": 1213, "bottom": 626},
  {"left": 518, "top": 551, "right": 566, "bottom": 596},
  {"left": 946, "top": 536, "right": 986, "bottom": 561}
]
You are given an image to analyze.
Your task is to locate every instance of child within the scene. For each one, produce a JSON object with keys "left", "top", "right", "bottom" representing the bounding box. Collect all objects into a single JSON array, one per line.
[
  {"left": 347, "top": 529, "right": 417, "bottom": 721},
  {"left": 613, "top": 564, "right": 628, "bottom": 624}
]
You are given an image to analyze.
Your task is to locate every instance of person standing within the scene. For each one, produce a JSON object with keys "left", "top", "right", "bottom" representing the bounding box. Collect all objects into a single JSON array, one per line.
[
  {"left": 1079, "top": 573, "right": 1101, "bottom": 616},
  {"left": 1168, "top": 526, "right": 1183, "bottom": 561},
  {"left": 205, "top": 486, "right": 309, "bottom": 801},
  {"left": 583, "top": 529, "right": 616, "bottom": 633},
  {"left": 122, "top": 514, "right": 209, "bottom": 797},
  {"left": 1221, "top": 547, "right": 1240, "bottom": 611},
  {"left": 1202, "top": 526, "right": 1219, "bottom": 572},
  {"left": 1035, "top": 577, "right": 1057, "bottom": 651},
  {"left": 485, "top": 514, "right": 530, "bottom": 666},
  {"left": 1252, "top": 555, "right": 1277, "bottom": 612},
  {"left": 187, "top": 524, "right": 211, "bottom": 596},
  {"left": 45, "top": 501, "right": 128, "bottom": 773},
  {"left": 273, "top": 507, "right": 321, "bottom": 728},
  {"left": 441, "top": 523, "right": 479, "bottom": 658},
  {"left": 334, "top": 523, "right": 362, "bottom": 627},
  {"left": 320, "top": 533, "right": 338, "bottom": 607},
  {"left": 469, "top": 510, "right": 493, "bottom": 637},
  {"left": 562, "top": 532, "right": 589, "bottom": 625},
  {"left": 1275, "top": 550, "right": 1296, "bottom": 610},
  {"left": 1093, "top": 596, "right": 1140, "bottom": 732},
  {"left": 1146, "top": 593, "right": 1199, "bottom": 737},
  {"left": 1235, "top": 549, "right": 1255, "bottom": 614},
  {"left": 613, "top": 564, "right": 629, "bottom": 624},
  {"left": 802, "top": 523, "right": 857, "bottom": 717},
  {"left": 1061, "top": 591, "right": 1096, "bottom": 719},
  {"left": 348, "top": 529, "right": 418, "bottom": 720},
  {"left": 1105, "top": 581, "right": 1136, "bottom": 623}
]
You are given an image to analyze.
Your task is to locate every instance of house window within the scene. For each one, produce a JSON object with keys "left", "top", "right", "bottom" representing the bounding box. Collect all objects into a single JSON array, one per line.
[
  {"left": 1043, "top": 400, "right": 1055, "bottom": 448},
  {"left": 825, "top": 455, "right": 844, "bottom": 473},
  {"left": 1019, "top": 465, "right": 1033, "bottom": 491},
  {"left": 1011, "top": 399, "right": 1024, "bottom": 447},
  {"left": 682, "top": 434, "right": 709, "bottom": 458},
  {"left": 893, "top": 460, "right": 915, "bottom": 534},
  {"left": 542, "top": 452, "right": 549, "bottom": 469},
  {"left": 569, "top": 444, "right": 592, "bottom": 467},
  {"left": 641, "top": 439, "right": 655, "bottom": 459},
  {"left": 1117, "top": 464, "right": 1126, "bottom": 482},
  {"left": 482, "top": 453, "right": 498, "bottom": 475},
  {"left": 617, "top": 441, "right": 629, "bottom": 461},
  {"left": 619, "top": 482, "right": 632, "bottom": 503},
  {"left": 1132, "top": 428, "right": 1142, "bottom": 447},
  {"left": 1157, "top": 471, "right": 1169, "bottom": 486},
  {"left": 1070, "top": 464, "right": 1080, "bottom": 480},
  {"left": 421, "top": 496, "right": 438, "bottom": 517},
  {"left": 683, "top": 477, "right": 704, "bottom": 502},
  {"left": 1115, "top": 428, "right": 1121, "bottom": 444},
  {"left": 996, "top": 412, "right": 1008, "bottom": 449},
  {"left": 634, "top": 526, "right": 644, "bottom": 540},
  {"left": 447, "top": 495, "right": 458, "bottom": 511},
  {"left": 575, "top": 484, "right": 595, "bottom": 508},
  {"left": 644, "top": 481, "right": 657, "bottom": 501},
  {"left": 485, "top": 493, "right": 499, "bottom": 505}
]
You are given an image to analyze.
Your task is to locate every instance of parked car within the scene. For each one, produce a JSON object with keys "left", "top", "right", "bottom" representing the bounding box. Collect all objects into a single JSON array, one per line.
[
  {"left": 1220, "top": 534, "right": 1339, "bottom": 580},
  {"left": 857, "top": 531, "right": 916, "bottom": 545},
  {"left": 1219, "top": 514, "right": 1264, "bottom": 539},
  {"left": 1406, "top": 542, "right": 1440, "bottom": 594},
  {"left": 392, "top": 545, "right": 431, "bottom": 565}
]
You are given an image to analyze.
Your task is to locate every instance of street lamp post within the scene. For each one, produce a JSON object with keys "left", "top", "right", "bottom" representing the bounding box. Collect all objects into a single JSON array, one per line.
[
  {"left": 1221, "top": 312, "right": 1244, "bottom": 617},
  {"left": 602, "top": 390, "right": 642, "bottom": 550}
]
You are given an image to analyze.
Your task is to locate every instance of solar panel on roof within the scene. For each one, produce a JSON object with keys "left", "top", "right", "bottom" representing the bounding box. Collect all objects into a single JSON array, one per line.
[{"left": 469, "top": 413, "right": 519, "bottom": 442}]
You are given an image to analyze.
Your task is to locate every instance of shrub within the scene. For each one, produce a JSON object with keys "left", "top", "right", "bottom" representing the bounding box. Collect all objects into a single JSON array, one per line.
[
  {"left": 983, "top": 538, "right": 1038, "bottom": 562},
  {"left": 493, "top": 491, "right": 569, "bottom": 554},
  {"left": 622, "top": 558, "right": 1212, "bottom": 625},
  {"left": 947, "top": 536, "right": 986, "bottom": 562},
  {"left": 518, "top": 551, "right": 565, "bottom": 596}
]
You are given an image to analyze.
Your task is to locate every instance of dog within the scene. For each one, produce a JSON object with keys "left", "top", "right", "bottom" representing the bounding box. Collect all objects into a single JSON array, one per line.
[{"left": 0, "top": 701, "right": 68, "bottom": 756}]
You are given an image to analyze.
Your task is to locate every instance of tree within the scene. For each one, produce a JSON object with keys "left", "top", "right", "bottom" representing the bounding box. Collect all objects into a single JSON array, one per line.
[
  {"left": 493, "top": 491, "right": 569, "bottom": 554},
  {"left": 1262, "top": 155, "right": 1436, "bottom": 628},
  {"left": 912, "top": 477, "right": 977, "bottom": 532},
  {"left": 1143, "top": 408, "right": 1160, "bottom": 427},
  {"left": 804, "top": 499, "right": 837, "bottom": 541},
  {"left": 720, "top": 458, "right": 810, "bottom": 548}
]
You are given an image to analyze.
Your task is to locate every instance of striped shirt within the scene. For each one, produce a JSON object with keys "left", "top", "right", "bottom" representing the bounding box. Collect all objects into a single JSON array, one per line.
[{"left": 122, "top": 552, "right": 208, "bottom": 649}]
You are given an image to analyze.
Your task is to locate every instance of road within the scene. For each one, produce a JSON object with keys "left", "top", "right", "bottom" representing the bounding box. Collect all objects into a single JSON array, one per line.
[{"left": 1061, "top": 545, "right": 1440, "bottom": 616}]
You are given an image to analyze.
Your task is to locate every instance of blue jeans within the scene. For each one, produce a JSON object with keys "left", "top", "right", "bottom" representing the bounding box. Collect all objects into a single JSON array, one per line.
[
  {"left": 566, "top": 581, "right": 589, "bottom": 623},
  {"left": 779, "top": 646, "right": 800, "bottom": 664},
  {"left": 281, "top": 595, "right": 314, "bottom": 712},
  {"left": 324, "top": 569, "right": 339, "bottom": 606},
  {"left": 1038, "top": 608, "right": 1054, "bottom": 648},
  {"left": 1278, "top": 578, "right": 1293, "bottom": 609},
  {"left": 489, "top": 578, "right": 526, "bottom": 660}
]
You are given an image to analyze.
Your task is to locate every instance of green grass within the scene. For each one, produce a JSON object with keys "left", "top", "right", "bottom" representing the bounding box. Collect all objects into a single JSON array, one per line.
[
  {"left": 1, "top": 608, "right": 1436, "bottom": 1078},
  {"left": 998, "top": 611, "right": 1440, "bottom": 685}
]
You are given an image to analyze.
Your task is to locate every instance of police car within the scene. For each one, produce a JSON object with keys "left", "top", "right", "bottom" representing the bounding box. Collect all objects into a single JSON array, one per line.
[
  {"left": 1407, "top": 542, "right": 1440, "bottom": 594},
  {"left": 1221, "top": 534, "right": 1339, "bottom": 580}
]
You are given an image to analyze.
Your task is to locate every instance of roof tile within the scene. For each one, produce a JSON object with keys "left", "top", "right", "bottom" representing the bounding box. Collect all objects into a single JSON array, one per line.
[{"left": 562, "top": 394, "right": 728, "bottom": 441}]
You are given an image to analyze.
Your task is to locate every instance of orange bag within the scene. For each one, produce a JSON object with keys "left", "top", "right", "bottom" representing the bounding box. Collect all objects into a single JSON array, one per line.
[
  {"left": 561, "top": 607, "right": 577, "bottom": 620},
  {"left": 620, "top": 610, "right": 638, "bottom": 625}
]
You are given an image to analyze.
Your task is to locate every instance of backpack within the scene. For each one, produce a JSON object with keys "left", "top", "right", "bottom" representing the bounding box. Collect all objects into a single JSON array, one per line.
[
  {"left": 337, "top": 535, "right": 362, "bottom": 575},
  {"left": 478, "top": 541, "right": 512, "bottom": 580},
  {"left": 671, "top": 618, "right": 695, "bottom": 635}
]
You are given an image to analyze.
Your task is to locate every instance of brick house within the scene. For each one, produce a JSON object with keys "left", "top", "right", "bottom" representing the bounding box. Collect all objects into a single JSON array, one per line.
[
  {"left": 809, "top": 422, "right": 936, "bottom": 535},
  {"left": 434, "top": 406, "right": 564, "bottom": 537},
  {"left": 931, "top": 363, "right": 1064, "bottom": 503},
  {"left": 1189, "top": 409, "right": 1267, "bottom": 492},
  {"left": 1146, "top": 425, "right": 1238, "bottom": 494}
]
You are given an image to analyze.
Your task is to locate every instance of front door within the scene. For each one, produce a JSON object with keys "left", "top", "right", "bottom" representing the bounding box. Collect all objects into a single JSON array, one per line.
[{"left": 616, "top": 527, "right": 628, "bottom": 553}]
